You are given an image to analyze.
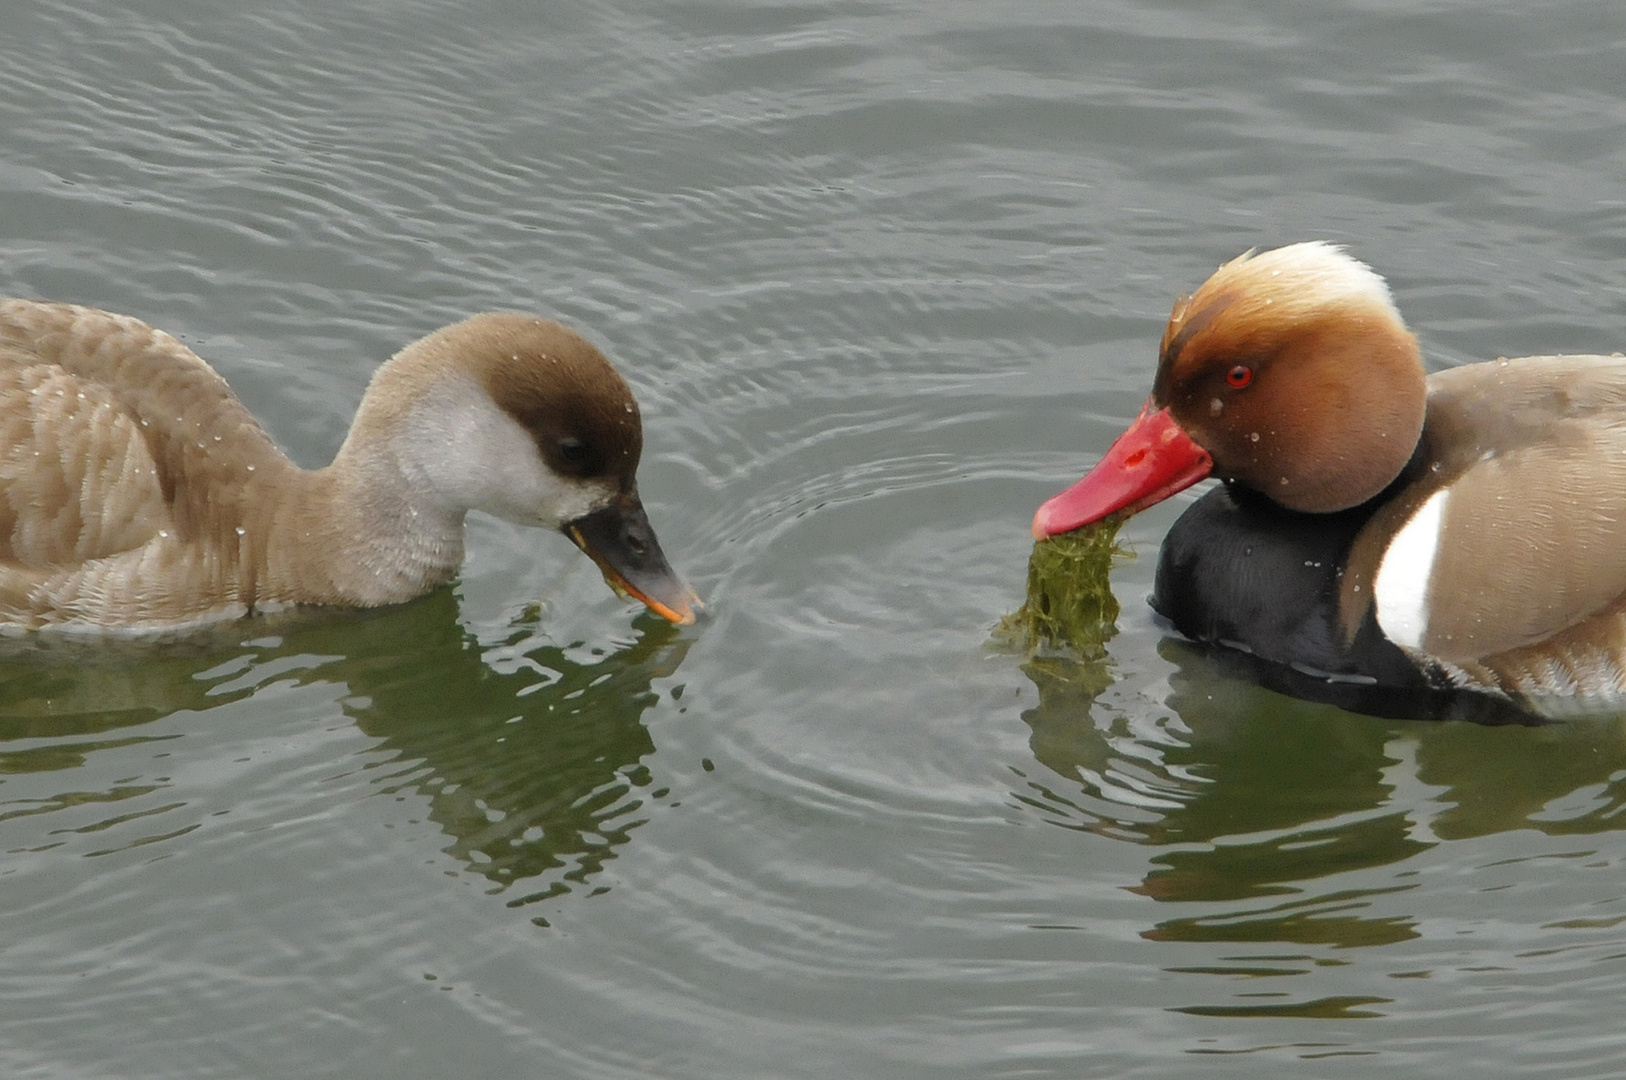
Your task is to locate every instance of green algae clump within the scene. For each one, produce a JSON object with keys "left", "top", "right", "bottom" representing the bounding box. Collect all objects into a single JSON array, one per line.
[{"left": 994, "top": 515, "right": 1129, "bottom": 658}]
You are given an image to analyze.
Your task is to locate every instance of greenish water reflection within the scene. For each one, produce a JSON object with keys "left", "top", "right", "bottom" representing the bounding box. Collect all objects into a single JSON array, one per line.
[
  {"left": 330, "top": 594, "right": 690, "bottom": 909},
  {"left": 1015, "top": 637, "right": 1626, "bottom": 952},
  {"left": 0, "top": 591, "right": 689, "bottom": 911}
]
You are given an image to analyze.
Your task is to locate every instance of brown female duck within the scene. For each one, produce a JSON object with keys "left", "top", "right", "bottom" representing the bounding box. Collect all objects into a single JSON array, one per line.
[{"left": 0, "top": 301, "right": 699, "bottom": 630}]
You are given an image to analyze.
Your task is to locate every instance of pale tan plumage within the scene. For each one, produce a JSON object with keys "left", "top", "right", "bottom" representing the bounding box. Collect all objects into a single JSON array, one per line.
[{"left": 0, "top": 300, "right": 698, "bottom": 631}]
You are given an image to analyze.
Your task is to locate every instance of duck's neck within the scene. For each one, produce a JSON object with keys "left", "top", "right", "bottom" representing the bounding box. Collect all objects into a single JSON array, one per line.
[
  {"left": 253, "top": 404, "right": 473, "bottom": 609},
  {"left": 257, "top": 459, "right": 469, "bottom": 609},
  {"left": 251, "top": 339, "right": 546, "bottom": 611}
]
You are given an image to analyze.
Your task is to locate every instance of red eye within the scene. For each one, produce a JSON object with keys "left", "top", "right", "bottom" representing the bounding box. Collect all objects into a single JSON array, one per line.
[{"left": 1226, "top": 365, "right": 1253, "bottom": 388}]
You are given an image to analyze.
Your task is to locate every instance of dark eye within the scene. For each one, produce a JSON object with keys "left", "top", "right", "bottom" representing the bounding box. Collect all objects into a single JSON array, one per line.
[
  {"left": 558, "top": 438, "right": 588, "bottom": 462},
  {"left": 1226, "top": 365, "right": 1254, "bottom": 389}
]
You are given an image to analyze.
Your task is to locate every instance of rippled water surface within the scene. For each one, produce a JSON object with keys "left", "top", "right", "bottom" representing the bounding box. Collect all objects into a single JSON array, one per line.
[{"left": 5, "top": 1, "right": 1626, "bottom": 1076}]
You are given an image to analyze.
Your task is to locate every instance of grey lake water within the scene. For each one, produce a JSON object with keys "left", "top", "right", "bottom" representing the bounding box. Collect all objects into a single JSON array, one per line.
[{"left": 4, "top": 1, "right": 1626, "bottom": 1076}]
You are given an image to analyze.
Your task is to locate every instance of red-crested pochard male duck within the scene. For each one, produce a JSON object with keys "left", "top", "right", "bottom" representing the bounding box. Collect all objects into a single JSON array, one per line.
[
  {"left": 0, "top": 300, "right": 700, "bottom": 631},
  {"left": 1033, "top": 242, "right": 1626, "bottom": 721}
]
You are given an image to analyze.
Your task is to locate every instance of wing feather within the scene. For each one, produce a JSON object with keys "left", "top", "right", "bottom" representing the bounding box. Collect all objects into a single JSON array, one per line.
[
  {"left": 0, "top": 301, "right": 294, "bottom": 626},
  {"left": 1375, "top": 355, "right": 1626, "bottom": 676}
]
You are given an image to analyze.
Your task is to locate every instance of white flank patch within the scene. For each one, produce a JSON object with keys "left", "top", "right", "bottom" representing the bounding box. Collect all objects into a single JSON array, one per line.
[{"left": 1373, "top": 488, "right": 1448, "bottom": 651}]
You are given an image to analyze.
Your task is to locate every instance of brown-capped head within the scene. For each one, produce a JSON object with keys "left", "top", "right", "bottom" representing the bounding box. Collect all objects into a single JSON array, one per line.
[
  {"left": 356, "top": 313, "right": 698, "bottom": 624},
  {"left": 1151, "top": 243, "right": 1426, "bottom": 512}
]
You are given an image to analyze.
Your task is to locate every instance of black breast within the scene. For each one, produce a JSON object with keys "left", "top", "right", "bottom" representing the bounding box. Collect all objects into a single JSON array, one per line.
[{"left": 1150, "top": 484, "right": 1538, "bottom": 724}]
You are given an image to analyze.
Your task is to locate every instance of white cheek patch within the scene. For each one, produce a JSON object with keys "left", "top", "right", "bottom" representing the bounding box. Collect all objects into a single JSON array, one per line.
[
  {"left": 396, "top": 375, "right": 620, "bottom": 529},
  {"left": 526, "top": 471, "right": 617, "bottom": 529},
  {"left": 458, "top": 421, "right": 617, "bottom": 528},
  {"left": 1374, "top": 487, "right": 1448, "bottom": 651}
]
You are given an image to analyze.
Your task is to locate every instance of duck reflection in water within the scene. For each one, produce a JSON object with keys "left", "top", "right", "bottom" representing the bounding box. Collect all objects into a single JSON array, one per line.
[
  {"left": 0, "top": 589, "right": 691, "bottom": 913},
  {"left": 1012, "top": 640, "right": 1626, "bottom": 954},
  {"left": 336, "top": 592, "right": 692, "bottom": 907}
]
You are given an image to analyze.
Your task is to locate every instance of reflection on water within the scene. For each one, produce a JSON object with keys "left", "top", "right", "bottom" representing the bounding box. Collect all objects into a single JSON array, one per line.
[
  {"left": 1012, "top": 633, "right": 1626, "bottom": 1002},
  {"left": 334, "top": 594, "right": 690, "bottom": 914},
  {"left": 0, "top": 590, "right": 689, "bottom": 916}
]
